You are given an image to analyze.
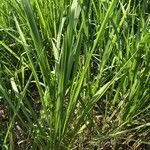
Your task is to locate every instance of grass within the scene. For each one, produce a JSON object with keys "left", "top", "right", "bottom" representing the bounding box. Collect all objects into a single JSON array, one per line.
[{"left": 0, "top": 0, "right": 150, "bottom": 149}]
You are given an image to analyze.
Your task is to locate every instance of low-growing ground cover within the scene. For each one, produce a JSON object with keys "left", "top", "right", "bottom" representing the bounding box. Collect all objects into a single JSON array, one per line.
[{"left": 0, "top": 0, "right": 150, "bottom": 149}]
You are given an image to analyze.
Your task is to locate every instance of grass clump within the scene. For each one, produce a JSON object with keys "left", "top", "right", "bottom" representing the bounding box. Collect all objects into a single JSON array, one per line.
[{"left": 0, "top": 0, "right": 150, "bottom": 149}]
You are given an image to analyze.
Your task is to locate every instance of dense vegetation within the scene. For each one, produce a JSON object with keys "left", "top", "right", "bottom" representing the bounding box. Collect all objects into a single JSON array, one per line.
[{"left": 0, "top": 0, "right": 150, "bottom": 149}]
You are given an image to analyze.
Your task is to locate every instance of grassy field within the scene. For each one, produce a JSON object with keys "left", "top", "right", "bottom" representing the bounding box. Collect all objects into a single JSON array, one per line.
[{"left": 0, "top": 0, "right": 150, "bottom": 149}]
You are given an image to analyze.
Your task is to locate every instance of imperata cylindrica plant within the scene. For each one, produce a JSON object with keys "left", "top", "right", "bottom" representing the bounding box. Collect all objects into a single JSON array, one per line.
[{"left": 0, "top": 0, "right": 149, "bottom": 149}]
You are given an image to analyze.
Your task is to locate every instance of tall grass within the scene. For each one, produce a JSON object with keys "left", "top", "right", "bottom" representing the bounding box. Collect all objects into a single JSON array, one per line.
[{"left": 0, "top": 0, "right": 150, "bottom": 149}]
